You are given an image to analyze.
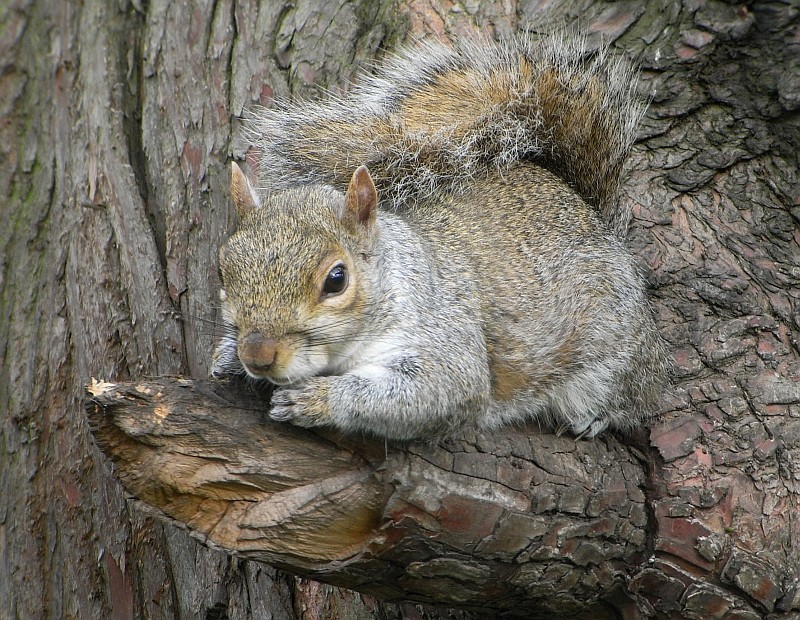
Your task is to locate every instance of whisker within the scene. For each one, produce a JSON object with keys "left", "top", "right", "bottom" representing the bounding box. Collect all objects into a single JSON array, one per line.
[{"left": 180, "top": 314, "right": 222, "bottom": 326}]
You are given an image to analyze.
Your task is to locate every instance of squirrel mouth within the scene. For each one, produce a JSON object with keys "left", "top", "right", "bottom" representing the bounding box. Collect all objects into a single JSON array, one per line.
[{"left": 241, "top": 364, "right": 290, "bottom": 385}]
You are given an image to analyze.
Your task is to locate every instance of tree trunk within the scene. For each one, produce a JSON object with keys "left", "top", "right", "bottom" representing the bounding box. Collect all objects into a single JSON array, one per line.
[{"left": 2, "top": 1, "right": 798, "bottom": 620}]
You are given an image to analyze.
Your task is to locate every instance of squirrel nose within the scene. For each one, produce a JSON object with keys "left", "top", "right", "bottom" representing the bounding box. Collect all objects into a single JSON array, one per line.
[{"left": 239, "top": 332, "right": 279, "bottom": 375}]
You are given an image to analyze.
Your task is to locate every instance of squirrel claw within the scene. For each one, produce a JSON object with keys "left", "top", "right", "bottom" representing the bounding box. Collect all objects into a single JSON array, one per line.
[
  {"left": 571, "top": 418, "right": 609, "bottom": 439},
  {"left": 270, "top": 389, "right": 296, "bottom": 408},
  {"left": 268, "top": 404, "right": 295, "bottom": 423},
  {"left": 269, "top": 381, "right": 331, "bottom": 428},
  {"left": 269, "top": 389, "right": 301, "bottom": 423}
]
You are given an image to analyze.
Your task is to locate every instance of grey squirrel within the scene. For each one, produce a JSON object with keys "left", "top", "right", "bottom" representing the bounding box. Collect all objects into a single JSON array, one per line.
[{"left": 212, "top": 33, "right": 668, "bottom": 440}]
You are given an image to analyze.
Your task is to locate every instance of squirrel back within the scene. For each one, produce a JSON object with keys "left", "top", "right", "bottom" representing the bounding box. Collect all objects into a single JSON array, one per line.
[{"left": 244, "top": 33, "right": 646, "bottom": 234}]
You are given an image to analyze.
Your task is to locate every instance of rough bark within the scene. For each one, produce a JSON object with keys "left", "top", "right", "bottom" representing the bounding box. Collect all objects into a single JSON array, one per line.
[{"left": 2, "top": 0, "right": 799, "bottom": 619}]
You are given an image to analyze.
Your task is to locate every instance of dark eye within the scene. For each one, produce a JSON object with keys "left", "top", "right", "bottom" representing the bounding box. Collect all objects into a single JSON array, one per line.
[{"left": 322, "top": 264, "right": 348, "bottom": 296}]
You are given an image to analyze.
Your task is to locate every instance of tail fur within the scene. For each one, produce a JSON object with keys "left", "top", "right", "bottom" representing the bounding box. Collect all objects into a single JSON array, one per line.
[{"left": 246, "top": 33, "right": 645, "bottom": 235}]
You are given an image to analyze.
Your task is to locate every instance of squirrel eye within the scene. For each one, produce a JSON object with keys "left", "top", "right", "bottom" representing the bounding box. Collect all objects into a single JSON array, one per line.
[{"left": 322, "top": 264, "right": 348, "bottom": 296}]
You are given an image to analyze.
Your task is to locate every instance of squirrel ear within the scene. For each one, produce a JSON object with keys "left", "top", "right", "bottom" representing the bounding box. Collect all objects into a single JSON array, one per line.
[
  {"left": 345, "top": 165, "right": 378, "bottom": 227},
  {"left": 230, "top": 162, "right": 260, "bottom": 219}
]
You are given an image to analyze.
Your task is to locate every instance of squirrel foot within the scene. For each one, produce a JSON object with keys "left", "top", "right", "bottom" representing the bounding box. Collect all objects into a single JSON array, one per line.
[
  {"left": 570, "top": 417, "right": 609, "bottom": 439},
  {"left": 270, "top": 378, "right": 332, "bottom": 429}
]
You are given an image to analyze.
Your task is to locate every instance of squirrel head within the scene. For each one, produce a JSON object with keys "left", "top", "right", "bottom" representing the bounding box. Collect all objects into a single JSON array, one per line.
[{"left": 217, "top": 163, "right": 380, "bottom": 383}]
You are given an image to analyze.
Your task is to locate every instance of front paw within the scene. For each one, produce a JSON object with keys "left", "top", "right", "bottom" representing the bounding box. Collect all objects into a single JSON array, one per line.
[{"left": 270, "top": 378, "right": 331, "bottom": 428}]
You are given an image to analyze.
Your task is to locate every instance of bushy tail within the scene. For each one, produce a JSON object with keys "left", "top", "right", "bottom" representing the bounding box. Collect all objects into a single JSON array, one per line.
[{"left": 246, "top": 33, "right": 645, "bottom": 235}]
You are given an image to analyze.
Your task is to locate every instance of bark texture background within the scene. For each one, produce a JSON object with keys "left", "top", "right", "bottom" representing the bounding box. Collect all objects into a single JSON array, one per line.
[{"left": 1, "top": 0, "right": 798, "bottom": 619}]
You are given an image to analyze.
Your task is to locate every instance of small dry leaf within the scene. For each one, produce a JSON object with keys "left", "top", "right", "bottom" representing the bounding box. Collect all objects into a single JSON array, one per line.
[{"left": 87, "top": 378, "right": 116, "bottom": 396}]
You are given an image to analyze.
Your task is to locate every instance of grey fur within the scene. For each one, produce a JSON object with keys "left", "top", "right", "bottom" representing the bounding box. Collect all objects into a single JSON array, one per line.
[{"left": 213, "top": 34, "right": 668, "bottom": 440}]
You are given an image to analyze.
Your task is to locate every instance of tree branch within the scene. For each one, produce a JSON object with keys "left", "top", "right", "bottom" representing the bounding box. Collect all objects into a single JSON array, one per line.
[{"left": 86, "top": 377, "right": 650, "bottom": 617}]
